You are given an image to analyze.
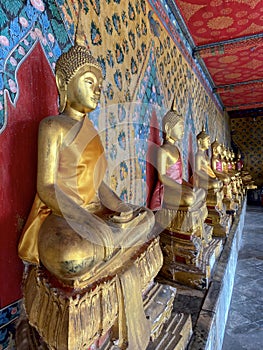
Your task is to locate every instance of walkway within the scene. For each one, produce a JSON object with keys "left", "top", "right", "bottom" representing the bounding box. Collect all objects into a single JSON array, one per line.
[{"left": 222, "top": 205, "right": 263, "bottom": 350}]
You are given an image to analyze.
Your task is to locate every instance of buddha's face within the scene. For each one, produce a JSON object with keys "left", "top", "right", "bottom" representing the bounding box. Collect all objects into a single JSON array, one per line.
[
  {"left": 199, "top": 136, "right": 210, "bottom": 150},
  {"left": 169, "top": 119, "right": 184, "bottom": 141},
  {"left": 67, "top": 65, "right": 103, "bottom": 113},
  {"left": 212, "top": 144, "right": 220, "bottom": 156}
]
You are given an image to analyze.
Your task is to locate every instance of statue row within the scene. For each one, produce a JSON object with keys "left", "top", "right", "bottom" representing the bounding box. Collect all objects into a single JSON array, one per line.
[{"left": 16, "top": 44, "right": 254, "bottom": 350}]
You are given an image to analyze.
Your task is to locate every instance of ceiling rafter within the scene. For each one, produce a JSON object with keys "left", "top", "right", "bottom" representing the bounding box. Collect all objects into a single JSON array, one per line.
[
  {"left": 193, "top": 33, "right": 263, "bottom": 59},
  {"left": 226, "top": 101, "right": 263, "bottom": 111},
  {"left": 213, "top": 79, "right": 263, "bottom": 94}
]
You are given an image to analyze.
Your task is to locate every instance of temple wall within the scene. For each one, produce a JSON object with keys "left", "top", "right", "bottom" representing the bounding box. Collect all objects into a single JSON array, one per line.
[
  {"left": 0, "top": 1, "right": 230, "bottom": 347},
  {"left": 231, "top": 116, "right": 263, "bottom": 187}
]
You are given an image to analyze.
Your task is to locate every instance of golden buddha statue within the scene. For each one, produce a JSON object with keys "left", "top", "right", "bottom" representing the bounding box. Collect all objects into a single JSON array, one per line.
[
  {"left": 236, "top": 151, "right": 257, "bottom": 190},
  {"left": 151, "top": 103, "right": 222, "bottom": 289},
  {"left": 211, "top": 140, "right": 231, "bottom": 189},
  {"left": 194, "top": 126, "right": 222, "bottom": 192},
  {"left": 211, "top": 140, "right": 237, "bottom": 213},
  {"left": 17, "top": 44, "right": 170, "bottom": 350},
  {"left": 154, "top": 108, "right": 206, "bottom": 210},
  {"left": 193, "top": 128, "right": 233, "bottom": 237}
]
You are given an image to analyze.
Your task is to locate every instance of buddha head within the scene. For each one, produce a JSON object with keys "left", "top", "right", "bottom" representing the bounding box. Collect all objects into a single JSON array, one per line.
[
  {"left": 222, "top": 145, "right": 228, "bottom": 160},
  {"left": 162, "top": 99, "right": 184, "bottom": 142},
  {"left": 55, "top": 45, "right": 103, "bottom": 113},
  {"left": 197, "top": 125, "right": 210, "bottom": 151},
  {"left": 211, "top": 138, "right": 221, "bottom": 157}
]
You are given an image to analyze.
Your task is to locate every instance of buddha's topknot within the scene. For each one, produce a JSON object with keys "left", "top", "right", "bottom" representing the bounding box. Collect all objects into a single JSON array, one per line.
[
  {"left": 197, "top": 125, "right": 209, "bottom": 141},
  {"left": 55, "top": 45, "right": 102, "bottom": 84},
  {"left": 162, "top": 108, "right": 183, "bottom": 133}
]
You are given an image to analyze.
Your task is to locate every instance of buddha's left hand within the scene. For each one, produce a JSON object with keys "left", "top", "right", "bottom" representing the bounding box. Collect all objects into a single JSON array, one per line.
[{"left": 112, "top": 203, "right": 134, "bottom": 222}]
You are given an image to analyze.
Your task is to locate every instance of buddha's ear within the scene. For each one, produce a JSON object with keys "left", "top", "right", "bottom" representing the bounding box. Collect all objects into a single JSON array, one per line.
[
  {"left": 164, "top": 122, "right": 171, "bottom": 137},
  {"left": 56, "top": 72, "right": 67, "bottom": 113}
]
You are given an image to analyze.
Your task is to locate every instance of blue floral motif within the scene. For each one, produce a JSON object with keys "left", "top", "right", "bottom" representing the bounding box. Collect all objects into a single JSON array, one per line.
[
  {"left": 120, "top": 187, "right": 128, "bottom": 201},
  {"left": 136, "top": 23, "right": 141, "bottom": 38},
  {"left": 121, "top": 10, "right": 128, "bottom": 27},
  {"left": 118, "top": 104, "right": 126, "bottom": 122},
  {"left": 128, "top": 2, "right": 136, "bottom": 21},
  {"left": 122, "top": 39, "right": 129, "bottom": 54},
  {"left": 91, "top": 21, "right": 102, "bottom": 45},
  {"left": 120, "top": 161, "right": 128, "bottom": 180},
  {"left": 109, "top": 112, "right": 117, "bottom": 128},
  {"left": 125, "top": 69, "right": 131, "bottom": 86},
  {"left": 135, "top": 0, "right": 141, "bottom": 14},
  {"left": 114, "top": 69, "right": 122, "bottom": 90},
  {"left": 115, "top": 43, "right": 124, "bottom": 64},
  {"left": 110, "top": 144, "right": 117, "bottom": 160},
  {"left": 97, "top": 55, "right": 106, "bottom": 78},
  {"left": 118, "top": 130, "right": 126, "bottom": 150},
  {"left": 90, "top": 0, "right": 100, "bottom": 16},
  {"left": 104, "top": 17, "right": 113, "bottom": 35},
  {"left": 137, "top": 49, "right": 142, "bottom": 63},
  {"left": 131, "top": 57, "right": 138, "bottom": 74},
  {"left": 124, "top": 88, "right": 131, "bottom": 102},
  {"left": 141, "top": 0, "right": 146, "bottom": 15},
  {"left": 106, "top": 50, "right": 114, "bottom": 67},
  {"left": 141, "top": 19, "right": 147, "bottom": 35},
  {"left": 112, "top": 13, "right": 121, "bottom": 35},
  {"left": 128, "top": 30, "right": 135, "bottom": 49},
  {"left": 106, "top": 83, "right": 114, "bottom": 100},
  {"left": 141, "top": 42, "right": 147, "bottom": 55}
]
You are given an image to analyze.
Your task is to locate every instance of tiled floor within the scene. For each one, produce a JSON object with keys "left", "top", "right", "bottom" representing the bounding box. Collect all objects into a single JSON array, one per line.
[{"left": 222, "top": 205, "right": 263, "bottom": 350}]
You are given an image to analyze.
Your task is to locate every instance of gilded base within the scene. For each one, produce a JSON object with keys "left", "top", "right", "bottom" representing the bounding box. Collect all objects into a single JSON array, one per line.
[
  {"left": 17, "top": 237, "right": 163, "bottom": 350},
  {"left": 223, "top": 198, "right": 238, "bottom": 215},
  {"left": 159, "top": 237, "right": 223, "bottom": 290},
  {"left": 206, "top": 208, "right": 232, "bottom": 238}
]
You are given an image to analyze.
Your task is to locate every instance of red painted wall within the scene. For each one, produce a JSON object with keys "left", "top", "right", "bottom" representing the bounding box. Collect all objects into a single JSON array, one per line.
[{"left": 0, "top": 42, "right": 58, "bottom": 307}]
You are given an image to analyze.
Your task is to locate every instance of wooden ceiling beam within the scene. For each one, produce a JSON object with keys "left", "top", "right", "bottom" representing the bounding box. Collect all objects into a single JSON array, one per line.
[
  {"left": 193, "top": 34, "right": 263, "bottom": 59},
  {"left": 228, "top": 108, "right": 263, "bottom": 119},
  {"left": 213, "top": 79, "right": 263, "bottom": 93},
  {"left": 226, "top": 102, "right": 263, "bottom": 111}
]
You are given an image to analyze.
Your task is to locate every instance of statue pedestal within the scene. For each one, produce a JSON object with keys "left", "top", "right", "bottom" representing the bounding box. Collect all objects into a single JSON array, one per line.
[
  {"left": 223, "top": 197, "right": 238, "bottom": 215},
  {"left": 17, "top": 237, "right": 175, "bottom": 350},
  {"left": 155, "top": 204, "right": 223, "bottom": 290},
  {"left": 159, "top": 229, "right": 222, "bottom": 290},
  {"left": 206, "top": 209, "right": 232, "bottom": 238},
  {"left": 205, "top": 190, "right": 232, "bottom": 238}
]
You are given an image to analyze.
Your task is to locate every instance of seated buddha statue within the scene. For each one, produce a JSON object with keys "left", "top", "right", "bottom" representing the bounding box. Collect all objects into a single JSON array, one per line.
[
  {"left": 17, "top": 44, "right": 164, "bottom": 349},
  {"left": 236, "top": 152, "right": 256, "bottom": 190},
  {"left": 149, "top": 103, "right": 215, "bottom": 289},
  {"left": 211, "top": 139, "right": 231, "bottom": 188},
  {"left": 194, "top": 126, "right": 223, "bottom": 192},
  {"left": 150, "top": 106, "right": 206, "bottom": 211}
]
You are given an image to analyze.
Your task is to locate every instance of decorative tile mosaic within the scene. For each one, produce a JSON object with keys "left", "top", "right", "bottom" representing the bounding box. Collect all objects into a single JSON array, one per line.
[
  {"left": 1, "top": 0, "right": 231, "bottom": 204},
  {"left": 0, "top": 299, "right": 22, "bottom": 349}
]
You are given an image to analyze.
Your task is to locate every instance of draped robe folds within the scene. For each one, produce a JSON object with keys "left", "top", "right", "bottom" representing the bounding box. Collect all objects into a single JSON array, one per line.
[
  {"left": 215, "top": 159, "right": 223, "bottom": 172},
  {"left": 149, "top": 155, "right": 183, "bottom": 210},
  {"left": 18, "top": 115, "right": 151, "bottom": 349},
  {"left": 199, "top": 154, "right": 217, "bottom": 178}
]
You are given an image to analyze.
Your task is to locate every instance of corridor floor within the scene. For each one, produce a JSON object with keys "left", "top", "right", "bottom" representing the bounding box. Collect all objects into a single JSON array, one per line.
[{"left": 222, "top": 205, "right": 263, "bottom": 350}]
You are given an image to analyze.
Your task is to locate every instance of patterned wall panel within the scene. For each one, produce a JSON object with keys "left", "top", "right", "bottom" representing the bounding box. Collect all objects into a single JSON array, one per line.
[
  {"left": 231, "top": 116, "right": 263, "bottom": 187},
  {"left": 1, "top": 0, "right": 230, "bottom": 206},
  {"left": 60, "top": 0, "right": 230, "bottom": 205}
]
